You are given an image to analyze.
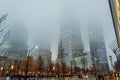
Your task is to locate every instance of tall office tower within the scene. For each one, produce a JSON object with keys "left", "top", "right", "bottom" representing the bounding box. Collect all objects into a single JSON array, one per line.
[
  {"left": 58, "top": 13, "right": 84, "bottom": 66},
  {"left": 88, "top": 25, "right": 109, "bottom": 70},
  {"left": 109, "top": 0, "right": 120, "bottom": 48},
  {"left": 8, "top": 22, "right": 28, "bottom": 59}
]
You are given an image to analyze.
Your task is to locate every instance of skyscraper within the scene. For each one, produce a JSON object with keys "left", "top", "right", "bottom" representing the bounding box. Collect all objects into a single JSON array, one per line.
[
  {"left": 32, "top": 33, "right": 52, "bottom": 73},
  {"left": 57, "top": 0, "right": 85, "bottom": 66},
  {"left": 58, "top": 13, "right": 84, "bottom": 66},
  {"left": 39, "top": 49, "right": 51, "bottom": 70},
  {"left": 8, "top": 22, "right": 28, "bottom": 59},
  {"left": 88, "top": 25, "right": 109, "bottom": 69}
]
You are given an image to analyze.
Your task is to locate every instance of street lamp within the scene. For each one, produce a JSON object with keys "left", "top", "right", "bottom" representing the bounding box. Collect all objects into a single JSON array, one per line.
[{"left": 25, "top": 46, "right": 38, "bottom": 80}]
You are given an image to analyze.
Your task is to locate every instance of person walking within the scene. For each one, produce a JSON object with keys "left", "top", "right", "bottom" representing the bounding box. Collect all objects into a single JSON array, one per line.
[{"left": 6, "top": 74, "right": 11, "bottom": 80}]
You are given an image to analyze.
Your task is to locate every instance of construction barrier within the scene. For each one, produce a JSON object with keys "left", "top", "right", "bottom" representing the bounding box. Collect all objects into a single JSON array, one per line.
[{"left": 109, "top": 73, "right": 120, "bottom": 80}]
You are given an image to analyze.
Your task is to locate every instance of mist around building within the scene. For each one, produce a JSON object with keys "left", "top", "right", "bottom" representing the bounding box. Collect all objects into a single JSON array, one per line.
[{"left": 0, "top": 0, "right": 120, "bottom": 80}]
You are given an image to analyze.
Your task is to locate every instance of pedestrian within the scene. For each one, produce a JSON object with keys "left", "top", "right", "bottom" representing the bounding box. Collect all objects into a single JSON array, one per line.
[
  {"left": 6, "top": 74, "right": 11, "bottom": 80},
  {"left": 98, "top": 74, "right": 104, "bottom": 80},
  {"left": 98, "top": 74, "right": 101, "bottom": 80}
]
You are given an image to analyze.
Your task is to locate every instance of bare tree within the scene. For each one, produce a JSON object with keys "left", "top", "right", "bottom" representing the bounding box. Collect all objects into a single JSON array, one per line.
[
  {"left": 54, "top": 62, "right": 61, "bottom": 74},
  {"left": 0, "top": 13, "right": 10, "bottom": 46},
  {"left": 35, "top": 55, "right": 44, "bottom": 75},
  {"left": 21, "top": 56, "right": 34, "bottom": 73},
  {"left": 48, "top": 62, "right": 54, "bottom": 74}
]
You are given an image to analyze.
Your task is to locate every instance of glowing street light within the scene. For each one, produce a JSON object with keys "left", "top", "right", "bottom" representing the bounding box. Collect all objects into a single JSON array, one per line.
[
  {"left": 35, "top": 46, "right": 38, "bottom": 49},
  {"left": 27, "top": 46, "right": 38, "bottom": 56},
  {"left": 11, "top": 65, "right": 14, "bottom": 70}
]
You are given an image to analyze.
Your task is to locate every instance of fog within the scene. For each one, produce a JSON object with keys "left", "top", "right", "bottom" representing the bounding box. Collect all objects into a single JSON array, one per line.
[{"left": 0, "top": 0, "right": 116, "bottom": 61}]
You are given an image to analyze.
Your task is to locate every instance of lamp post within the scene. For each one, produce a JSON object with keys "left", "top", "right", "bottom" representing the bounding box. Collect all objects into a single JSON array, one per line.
[{"left": 25, "top": 46, "right": 38, "bottom": 80}]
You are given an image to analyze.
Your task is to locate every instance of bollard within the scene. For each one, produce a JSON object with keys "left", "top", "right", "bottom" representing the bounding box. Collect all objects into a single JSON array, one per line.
[{"left": 116, "top": 73, "right": 118, "bottom": 80}]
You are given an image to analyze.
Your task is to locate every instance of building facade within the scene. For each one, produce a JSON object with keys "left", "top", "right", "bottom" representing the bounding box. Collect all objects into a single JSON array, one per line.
[
  {"left": 88, "top": 25, "right": 109, "bottom": 70},
  {"left": 8, "top": 22, "right": 28, "bottom": 59},
  {"left": 109, "top": 0, "right": 120, "bottom": 71},
  {"left": 58, "top": 14, "right": 84, "bottom": 66},
  {"left": 109, "top": 0, "right": 120, "bottom": 47},
  {"left": 39, "top": 49, "right": 51, "bottom": 67},
  {"left": 32, "top": 34, "right": 52, "bottom": 72}
]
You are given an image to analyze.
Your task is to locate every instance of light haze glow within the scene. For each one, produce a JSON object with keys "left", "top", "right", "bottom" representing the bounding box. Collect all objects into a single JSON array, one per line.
[{"left": 0, "top": 0, "right": 117, "bottom": 63}]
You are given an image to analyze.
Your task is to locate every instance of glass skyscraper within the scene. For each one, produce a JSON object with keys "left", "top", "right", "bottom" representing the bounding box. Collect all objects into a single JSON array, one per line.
[
  {"left": 88, "top": 25, "right": 109, "bottom": 70},
  {"left": 58, "top": 14, "right": 84, "bottom": 66}
]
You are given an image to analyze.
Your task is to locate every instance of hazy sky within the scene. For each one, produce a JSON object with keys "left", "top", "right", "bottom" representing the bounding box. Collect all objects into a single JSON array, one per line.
[{"left": 0, "top": 0, "right": 117, "bottom": 62}]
